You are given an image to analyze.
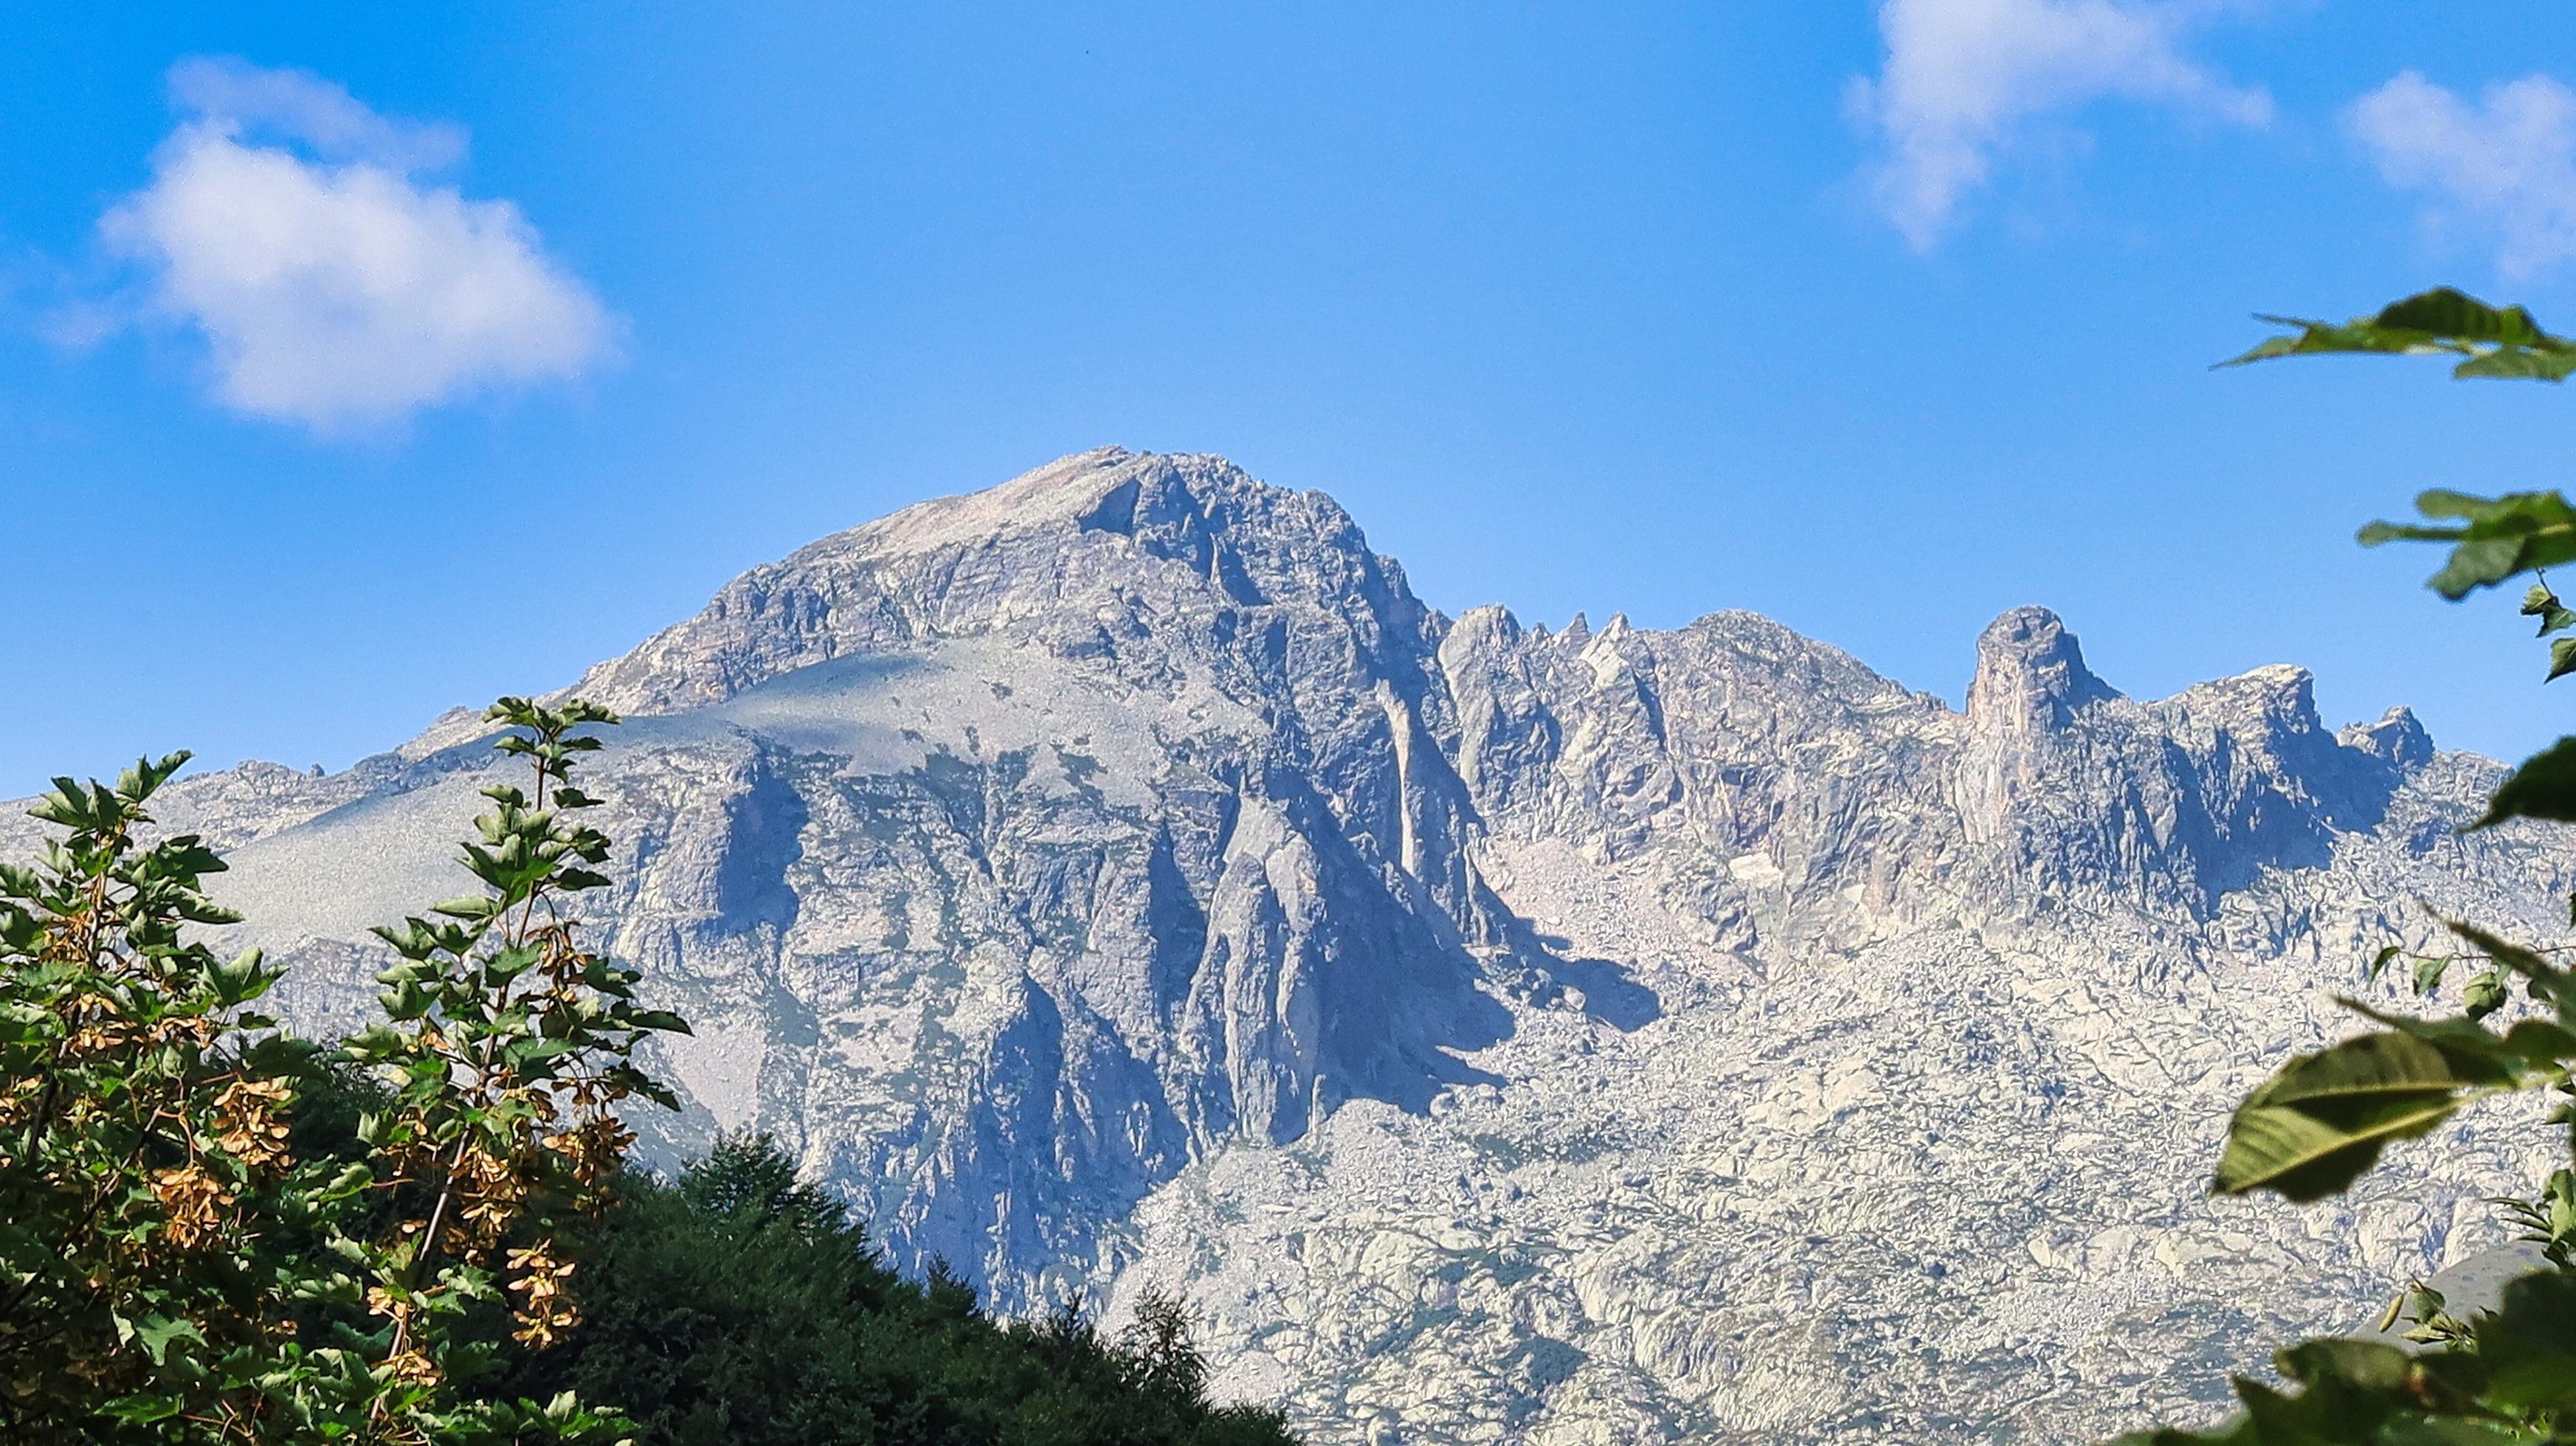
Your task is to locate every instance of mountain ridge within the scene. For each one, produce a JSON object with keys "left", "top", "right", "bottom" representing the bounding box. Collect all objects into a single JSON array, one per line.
[{"left": 12, "top": 447, "right": 2563, "bottom": 1444}]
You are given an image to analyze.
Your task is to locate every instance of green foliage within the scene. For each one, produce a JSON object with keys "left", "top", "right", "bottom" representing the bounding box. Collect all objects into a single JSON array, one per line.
[
  {"left": 0, "top": 699, "right": 683, "bottom": 1445},
  {"left": 2493, "top": 1169, "right": 2576, "bottom": 1273},
  {"left": 2223, "top": 288, "right": 2576, "bottom": 381},
  {"left": 2357, "top": 491, "right": 2576, "bottom": 604},
  {"left": 483, "top": 1133, "right": 1299, "bottom": 1446},
  {"left": 2121, "top": 298, "right": 2576, "bottom": 1442},
  {"left": 2121, "top": 1276, "right": 2576, "bottom": 1445},
  {"left": 0, "top": 753, "right": 336, "bottom": 1440},
  {"left": 2210, "top": 1008, "right": 2523, "bottom": 1202},
  {"left": 2206, "top": 919, "right": 2576, "bottom": 1206},
  {"left": 342, "top": 699, "right": 686, "bottom": 1369},
  {"left": 2476, "top": 739, "right": 2576, "bottom": 831}
]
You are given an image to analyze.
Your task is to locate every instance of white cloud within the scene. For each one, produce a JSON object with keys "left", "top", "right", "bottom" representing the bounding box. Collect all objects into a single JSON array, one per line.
[
  {"left": 1851, "top": 0, "right": 2273, "bottom": 248},
  {"left": 2348, "top": 71, "right": 2576, "bottom": 280},
  {"left": 90, "top": 59, "right": 609, "bottom": 432},
  {"left": 165, "top": 58, "right": 469, "bottom": 173}
]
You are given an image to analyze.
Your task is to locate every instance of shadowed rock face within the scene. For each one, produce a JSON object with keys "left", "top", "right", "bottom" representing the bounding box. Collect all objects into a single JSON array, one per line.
[{"left": 22, "top": 448, "right": 2570, "bottom": 1443}]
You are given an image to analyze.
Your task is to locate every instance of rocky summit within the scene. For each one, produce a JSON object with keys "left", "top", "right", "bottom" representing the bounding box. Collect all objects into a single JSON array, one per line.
[{"left": 24, "top": 448, "right": 2575, "bottom": 1443}]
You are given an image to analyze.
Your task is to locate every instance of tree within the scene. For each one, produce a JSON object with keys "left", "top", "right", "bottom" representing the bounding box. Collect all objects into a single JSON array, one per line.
[
  {"left": 2121, "top": 292, "right": 2576, "bottom": 1442},
  {"left": 0, "top": 697, "right": 687, "bottom": 1445},
  {"left": 488, "top": 1132, "right": 1302, "bottom": 1446}
]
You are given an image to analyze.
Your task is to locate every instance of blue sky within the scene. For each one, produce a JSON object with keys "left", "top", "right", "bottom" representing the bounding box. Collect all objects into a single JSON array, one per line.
[{"left": 4, "top": 2, "right": 2576, "bottom": 793}]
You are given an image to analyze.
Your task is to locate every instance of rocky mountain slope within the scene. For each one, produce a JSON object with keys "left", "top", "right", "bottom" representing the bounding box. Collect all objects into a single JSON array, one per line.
[{"left": 18, "top": 448, "right": 2572, "bottom": 1443}]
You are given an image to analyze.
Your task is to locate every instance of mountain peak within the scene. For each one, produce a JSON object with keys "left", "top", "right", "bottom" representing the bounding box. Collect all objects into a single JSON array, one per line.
[
  {"left": 1966, "top": 606, "right": 2119, "bottom": 733},
  {"left": 851, "top": 446, "right": 1145, "bottom": 556},
  {"left": 2341, "top": 704, "right": 2436, "bottom": 768},
  {"left": 564, "top": 448, "right": 1423, "bottom": 717}
]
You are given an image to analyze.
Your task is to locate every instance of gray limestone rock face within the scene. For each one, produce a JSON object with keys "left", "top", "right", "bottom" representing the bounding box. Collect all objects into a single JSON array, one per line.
[{"left": 18, "top": 448, "right": 2574, "bottom": 1443}]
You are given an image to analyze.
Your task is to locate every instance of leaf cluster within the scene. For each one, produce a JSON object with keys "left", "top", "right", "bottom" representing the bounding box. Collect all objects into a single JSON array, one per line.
[
  {"left": 2212, "top": 919, "right": 2576, "bottom": 1203},
  {"left": 0, "top": 699, "right": 686, "bottom": 1445},
  {"left": 2119, "top": 1273, "right": 2576, "bottom": 1445},
  {"left": 2224, "top": 288, "right": 2576, "bottom": 383}
]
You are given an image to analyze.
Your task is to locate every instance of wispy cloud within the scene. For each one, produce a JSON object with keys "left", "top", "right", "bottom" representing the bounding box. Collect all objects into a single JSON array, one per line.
[
  {"left": 79, "top": 58, "right": 610, "bottom": 433},
  {"left": 2348, "top": 71, "right": 2576, "bottom": 281},
  {"left": 1850, "top": 0, "right": 2272, "bottom": 249}
]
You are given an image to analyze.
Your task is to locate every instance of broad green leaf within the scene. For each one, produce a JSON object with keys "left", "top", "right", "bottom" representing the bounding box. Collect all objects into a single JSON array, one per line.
[
  {"left": 2457, "top": 346, "right": 2576, "bottom": 381},
  {"left": 2227, "top": 288, "right": 2576, "bottom": 383},
  {"left": 2330, "top": 1000, "right": 2525, "bottom": 1070},
  {"left": 131, "top": 1313, "right": 205, "bottom": 1365},
  {"left": 2116, "top": 1334, "right": 2504, "bottom": 1445},
  {"left": 2464, "top": 968, "right": 2508, "bottom": 1020},
  {"left": 0, "top": 998, "right": 49, "bottom": 1044},
  {"left": 506, "top": 1037, "right": 585, "bottom": 1066},
  {"left": 2470, "top": 736, "right": 2576, "bottom": 829},
  {"left": 2473, "top": 1270, "right": 2576, "bottom": 1413},
  {"left": 2215, "top": 1032, "right": 2501, "bottom": 1199},
  {"left": 2501, "top": 1017, "right": 2576, "bottom": 1064},
  {"left": 210, "top": 947, "right": 270, "bottom": 1006},
  {"left": 98, "top": 1394, "right": 185, "bottom": 1424},
  {"left": 2273, "top": 1337, "right": 2417, "bottom": 1393},
  {"left": 2375, "top": 288, "right": 2550, "bottom": 345},
  {"left": 2552, "top": 637, "right": 2576, "bottom": 682},
  {"left": 2414, "top": 955, "right": 2451, "bottom": 997},
  {"left": 2216, "top": 1093, "right": 2463, "bottom": 1200},
  {"left": 2523, "top": 583, "right": 2576, "bottom": 635},
  {"left": 2355, "top": 491, "right": 2576, "bottom": 600}
]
